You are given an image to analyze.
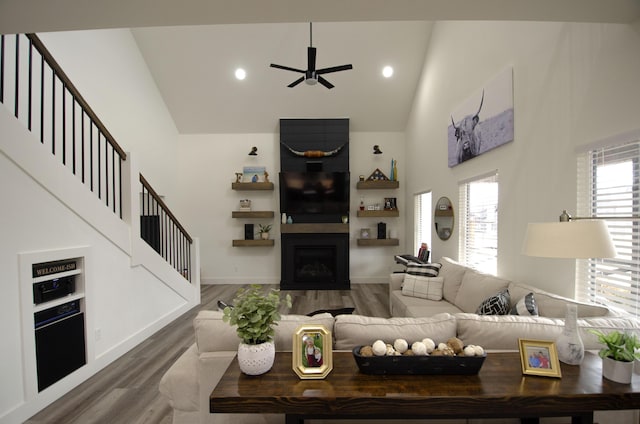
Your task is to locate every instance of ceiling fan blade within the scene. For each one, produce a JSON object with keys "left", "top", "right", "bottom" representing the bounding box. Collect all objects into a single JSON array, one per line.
[
  {"left": 270, "top": 63, "right": 305, "bottom": 73},
  {"left": 317, "top": 75, "right": 334, "bottom": 89},
  {"left": 308, "top": 47, "right": 316, "bottom": 72},
  {"left": 288, "top": 76, "right": 305, "bottom": 88},
  {"left": 316, "top": 64, "right": 353, "bottom": 75}
]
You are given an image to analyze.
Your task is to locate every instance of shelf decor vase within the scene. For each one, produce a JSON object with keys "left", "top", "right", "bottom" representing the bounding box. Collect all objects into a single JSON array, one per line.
[
  {"left": 237, "top": 341, "right": 275, "bottom": 375},
  {"left": 555, "top": 303, "right": 584, "bottom": 365},
  {"left": 602, "top": 356, "right": 634, "bottom": 384},
  {"left": 260, "top": 232, "right": 270, "bottom": 240}
]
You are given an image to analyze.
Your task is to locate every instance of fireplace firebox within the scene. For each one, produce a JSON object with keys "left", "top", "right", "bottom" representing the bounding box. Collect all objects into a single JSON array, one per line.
[{"left": 281, "top": 233, "right": 349, "bottom": 290}]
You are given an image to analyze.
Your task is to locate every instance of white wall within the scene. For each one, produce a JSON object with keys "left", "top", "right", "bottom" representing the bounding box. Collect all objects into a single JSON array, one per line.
[
  {"left": 38, "top": 29, "right": 181, "bottom": 204},
  {"left": 174, "top": 130, "right": 406, "bottom": 284},
  {"left": 405, "top": 21, "right": 640, "bottom": 297},
  {"left": 0, "top": 29, "right": 197, "bottom": 424}
]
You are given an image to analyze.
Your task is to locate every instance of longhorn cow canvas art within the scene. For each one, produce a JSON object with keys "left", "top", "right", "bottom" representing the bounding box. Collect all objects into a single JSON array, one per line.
[{"left": 448, "top": 67, "right": 514, "bottom": 167}]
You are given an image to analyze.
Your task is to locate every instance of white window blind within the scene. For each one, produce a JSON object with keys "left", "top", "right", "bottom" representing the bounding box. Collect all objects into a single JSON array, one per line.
[
  {"left": 458, "top": 172, "right": 498, "bottom": 274},
  {"left": 576, "top": 140, "right": 640, "bottom": 317},
  {"left": 414, "top": 192, "right": 432, "bottom": 255}
]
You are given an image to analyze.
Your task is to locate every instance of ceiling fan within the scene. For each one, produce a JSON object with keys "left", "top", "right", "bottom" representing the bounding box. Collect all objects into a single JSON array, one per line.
[{"left": 270, "top": 23, "right": 353, "bottom": 89}]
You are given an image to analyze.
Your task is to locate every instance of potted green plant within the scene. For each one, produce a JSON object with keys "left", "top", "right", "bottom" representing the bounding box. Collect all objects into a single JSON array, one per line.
[
  {"left": 589, "top": 329, "right": 640, "bottom": 383},
  {"left": 222, "top": 284, "right": 291, "bottom": 375},
  {"left": 258, "top": 224, "right": 272, "bottom": 240}
]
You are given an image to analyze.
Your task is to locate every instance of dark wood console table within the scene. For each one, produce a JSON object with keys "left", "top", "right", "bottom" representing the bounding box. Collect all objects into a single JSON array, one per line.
[{"left": 211, "top": 351, "right": 640, "bottom": 424}]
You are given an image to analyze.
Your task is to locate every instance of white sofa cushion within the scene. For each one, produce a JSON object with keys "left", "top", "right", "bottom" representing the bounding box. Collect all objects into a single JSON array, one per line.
[
  {"left": 333, "top": 313, "right": 457, "bottom": 350},
  {"left": 508, "top": 282, "right": 608, "bottom": 318},
  {"left": 401, "top": 275, "right": 444, "bottom": 300},
  {"left": 390, "top": 290, "right": 463, "bottom": 317},
  {"left": 194, "top": 310, "right": 334, "bottom": 353},
  {"left": 455, "top": 312, "right": 640, "bottom": 350},
  {"left": 437, "top": 256, "right": 468, "bottom": 303},
  {"left": 454, "top": 269, "right": 511, "bottom": 313}
]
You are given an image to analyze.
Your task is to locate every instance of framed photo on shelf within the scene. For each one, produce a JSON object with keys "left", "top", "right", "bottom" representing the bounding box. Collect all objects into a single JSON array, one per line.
[
  {"left": 242, "top": 166, "right": 266, "bottom": 183},
  {"left": 292, "top": 324, "right": 333, "bottom": 379},
  {"left": 518, "top": 339, "right": 562, "bottom": 378}
]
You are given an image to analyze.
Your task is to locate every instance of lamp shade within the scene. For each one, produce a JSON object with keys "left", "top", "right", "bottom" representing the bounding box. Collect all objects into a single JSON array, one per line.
[{"left": 522, "top": 220, "right": 616, "bottom": 259}]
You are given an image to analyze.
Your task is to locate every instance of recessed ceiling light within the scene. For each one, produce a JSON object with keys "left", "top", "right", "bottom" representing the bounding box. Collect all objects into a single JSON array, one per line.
[
  {"left": 235, "top": 68, "right": 246, "bottom": 80},
  {"left": 382, "top": 66, "right": 394, "bottom": 78}
]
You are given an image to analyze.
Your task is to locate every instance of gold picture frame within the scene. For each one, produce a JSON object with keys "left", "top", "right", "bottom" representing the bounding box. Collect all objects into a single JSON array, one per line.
[
  {"left": 292, "top": 324, "right": 333, "bottom": 379},
  {"left": 518, "top": 338, "right": 562, "bottom": 378}
]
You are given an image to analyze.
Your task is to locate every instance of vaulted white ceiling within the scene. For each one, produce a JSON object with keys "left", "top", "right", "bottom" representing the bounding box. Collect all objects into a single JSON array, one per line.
[{"left": 2, "top": 0, "right": 638, "bottom": 134}]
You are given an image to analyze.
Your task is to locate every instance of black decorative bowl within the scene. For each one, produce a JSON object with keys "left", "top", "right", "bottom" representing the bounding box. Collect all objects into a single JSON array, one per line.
[{"left": 352, "top": 346, "right": 486, "bottom": 375}]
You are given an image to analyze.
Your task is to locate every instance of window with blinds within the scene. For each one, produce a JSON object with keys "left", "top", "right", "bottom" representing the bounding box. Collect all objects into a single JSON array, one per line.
[
  {"left": 458, "top": 172, "right": 498, "bottom": 274},
  {"left": 414, "top": 192, "right": 432, "bottom": 255},
  {"left": 576, "top": 140, "right": 640, "bottom": 317}
]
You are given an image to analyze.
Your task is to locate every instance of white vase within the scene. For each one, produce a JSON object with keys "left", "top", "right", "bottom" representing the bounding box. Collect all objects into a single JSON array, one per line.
[
  {"left": 237, "top": 341, "right": 275, "bottom": 375},
  {"left": 555, "top": 303, "right": 584, "bottom": 365},
  {"left": 260, "top": 232, "right": 269, "bottom": 240},
  {"left": 602, "top": 356, "right": 634, "bottom": 384}
]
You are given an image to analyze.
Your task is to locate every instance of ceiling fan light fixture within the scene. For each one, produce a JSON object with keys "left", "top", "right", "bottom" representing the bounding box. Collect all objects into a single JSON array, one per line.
[{"left": 305, "top": 77, "right": 318, "bottom": 85}]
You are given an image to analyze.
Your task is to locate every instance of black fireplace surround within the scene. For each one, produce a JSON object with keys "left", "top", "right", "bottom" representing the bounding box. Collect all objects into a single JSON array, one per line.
[
  {"left": 279, "top": 118, "right": 351, "bottom": 290},
  {"left": 281, "top": 233, "right": 349, "bottom": 290}
]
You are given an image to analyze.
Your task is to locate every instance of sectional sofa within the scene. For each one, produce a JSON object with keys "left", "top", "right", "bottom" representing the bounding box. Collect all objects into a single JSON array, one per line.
[{"left": 159, "top": 256, "right": 640, "bottom": 424}]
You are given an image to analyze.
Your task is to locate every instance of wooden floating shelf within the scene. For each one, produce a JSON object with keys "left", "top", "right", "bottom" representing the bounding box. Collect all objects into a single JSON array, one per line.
[
  {"left": 357, "top": 210, "right": 400, "bottom": 218},
  {"left": 356, "top": 180, "right": 399, "bottom": 190},
  {"left": 231, "top": 182, "right": 274, "bottom": 191},
  {"left": 232, "top": 211, "right": 274, "bottom": 218},
  {"left": 281, "top": 223, "right": 349, "bottom": 234},
  {"left": 357, "top": 238, "right": 400, "bottom": 246},
  {"left": 232, "top": 239, "right": 275, "bottom": 247}
]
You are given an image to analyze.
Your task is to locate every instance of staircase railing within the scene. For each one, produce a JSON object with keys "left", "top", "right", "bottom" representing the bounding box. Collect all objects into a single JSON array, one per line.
[
  {"left": 140, "top": 174, "right": 193, "bottom": 281},
  {"left": 1, "top": 33, "right": 127, "bottom": 217},
  {"left": 1, "top": 33, "right": 192, "bottom": 281}
]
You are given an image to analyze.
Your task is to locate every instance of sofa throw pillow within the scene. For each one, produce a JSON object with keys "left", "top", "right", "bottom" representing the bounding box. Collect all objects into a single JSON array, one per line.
[
  {"left": 406, "top": 262, "right": 442, "bottom": 278},
  {"left": 476, "top": 289, "right": 511, "bottom": 315},
  {"left": 510, "top": 292, "right": 538, "bottom": 316},
  {"left": 401, "top": 275, "right": 444, "bottom": 301}
]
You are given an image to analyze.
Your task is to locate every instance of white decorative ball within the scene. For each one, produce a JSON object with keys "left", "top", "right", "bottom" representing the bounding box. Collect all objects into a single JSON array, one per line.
[
  {"left": 421, "top": 338, "right": 436, "bottom": 353},
  {"left": 437, "top": 342, "right": 448, "bottom": 352},
  {"left": 463, "top": 345, "right": 476, "bottom": 356},
  {"left": 394, "top": 339, "right": 409, "bottom": 354},
  {"left": 372, "top": 340, "right": 387, "bottom": 356},
  {"left": 473, "top": 345, "right": 485, "bottom": 356},
  {"left": 411, "top": 341, "right": 427, "bottom": 355}
]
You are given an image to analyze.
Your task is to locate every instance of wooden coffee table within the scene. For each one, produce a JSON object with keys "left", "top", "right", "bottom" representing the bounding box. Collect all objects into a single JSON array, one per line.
[{"left": 211, "top": 351, "right": 640, "bottom": 424}]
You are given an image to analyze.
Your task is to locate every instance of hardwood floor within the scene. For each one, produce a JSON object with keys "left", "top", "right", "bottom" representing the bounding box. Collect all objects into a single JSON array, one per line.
[{"left": 24, "top": 283, "right": 389, "bottom": 424}]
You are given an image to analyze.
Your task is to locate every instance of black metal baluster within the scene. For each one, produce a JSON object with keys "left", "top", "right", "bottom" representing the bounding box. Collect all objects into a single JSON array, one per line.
[
  {"left": 14, "top": 34, "right": 19, "bottom": 118},
  {"left": 89, "top": 122, "right": 93, "bottom": 192},
  {"left": 40, "top": 55, "right": 44, "bottom": 143},
  {"left": 72, "top": 98, "right": 76, "bottom": 175},
  {"left": 51, "top": 68, "right": 55, "bottom": 155},
  {"left": 62, "top": 83, "right": 66, "bottom": 165},
  {"left": 28, "top": 36, "right": 32, "bottom": 131},
  {"left": 81, "top": 110, "right": 85, "bottom": 183},
  {"left": 1, "top": 34, "right": 5, "bottom": 103},
  {"left": 97, "top": 131, "right": 101, "bottom": 199}
]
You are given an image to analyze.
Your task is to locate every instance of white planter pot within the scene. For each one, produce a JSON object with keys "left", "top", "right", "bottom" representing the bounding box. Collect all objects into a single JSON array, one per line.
[
  {"left": 602, "top": 356, "right": 634, "bottom": 384},
  {"left": 237, "top": 341, "right": 275, "bottom": 375},
  {"left": 260, "top": 232, "right": 269, "bottom": 240}
]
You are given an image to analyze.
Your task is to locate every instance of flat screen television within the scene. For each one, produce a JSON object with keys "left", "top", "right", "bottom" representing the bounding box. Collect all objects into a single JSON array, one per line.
[{"left": 280, "top": 172, "right": 350, "bottom": 215}]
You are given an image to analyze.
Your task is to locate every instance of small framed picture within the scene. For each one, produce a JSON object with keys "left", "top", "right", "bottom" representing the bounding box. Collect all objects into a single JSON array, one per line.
[
  {"left": 360, "top": 228, "right": 370, "bottom": 239},
  {"left": 518, "top": 339, "right": 562, "bottom": 378},
  {"left": 292, "top": 324, "right": 333, "bottom": 379}
]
